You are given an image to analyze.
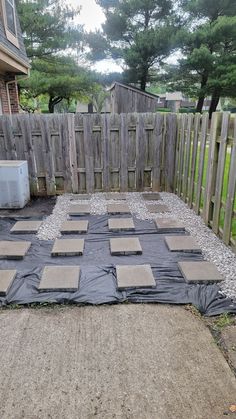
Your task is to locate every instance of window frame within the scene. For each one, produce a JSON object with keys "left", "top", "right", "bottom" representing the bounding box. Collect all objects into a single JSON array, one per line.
[{"left": 2, "top": 0, "right": 19, "bottom": 48}]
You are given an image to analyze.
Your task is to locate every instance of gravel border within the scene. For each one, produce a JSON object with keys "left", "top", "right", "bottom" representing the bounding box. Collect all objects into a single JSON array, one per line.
[{"left": 37, "top": 192, "right": 236, "bottom": 302}]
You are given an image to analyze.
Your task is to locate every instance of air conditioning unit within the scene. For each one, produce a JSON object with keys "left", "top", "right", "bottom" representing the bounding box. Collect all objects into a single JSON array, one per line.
[{"left": 0, "top": 161, "right": 30, "bottom": 209}]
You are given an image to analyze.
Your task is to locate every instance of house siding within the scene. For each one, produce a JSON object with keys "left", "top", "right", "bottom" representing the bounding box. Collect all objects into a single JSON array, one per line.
[{"left": 0, "top": 7, "right": 29, "bottom": 66}]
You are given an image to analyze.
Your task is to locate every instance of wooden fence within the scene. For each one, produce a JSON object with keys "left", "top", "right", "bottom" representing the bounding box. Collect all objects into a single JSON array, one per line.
[
  {"left": 175, "top": 112, "right": 236, "bottom": 251},
  {"left": 0, "top": 111, "right": 235, "bottom": 251},
  {"left": 0, "top": 112, "right": 177, "bottom": 195}
]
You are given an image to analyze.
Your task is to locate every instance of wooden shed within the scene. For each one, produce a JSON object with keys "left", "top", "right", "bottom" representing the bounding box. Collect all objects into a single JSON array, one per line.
[{"left": 109, "top": 82, "right": 160, "bottom": 113}]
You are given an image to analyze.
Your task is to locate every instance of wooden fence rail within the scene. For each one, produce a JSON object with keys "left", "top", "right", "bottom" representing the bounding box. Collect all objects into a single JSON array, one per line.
[
  {"left": 0, "top": 111, "right": 235, "bottom": 252},
  {"left": 0, "top": 112, "right": 177, "bottom": 195}
]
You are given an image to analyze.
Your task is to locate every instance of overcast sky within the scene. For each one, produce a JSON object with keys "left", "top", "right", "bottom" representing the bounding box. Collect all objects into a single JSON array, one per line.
[{"left": 67, "top": 0, "right": 123, "bottom": 73}]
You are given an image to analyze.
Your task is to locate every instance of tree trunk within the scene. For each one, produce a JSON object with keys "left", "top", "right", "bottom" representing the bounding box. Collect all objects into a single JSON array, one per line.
[
  {"left": 196, "top": 73, "right": 208, "bottom": 113},
  {"left": 140, "top": 72, "right": 147, "bottom": 91},
  {"left": 48, "top": 97, "right": 55, "bottom": 113},
  {"left": 209, "top": 89, "right": 221, "bottom": 119}
]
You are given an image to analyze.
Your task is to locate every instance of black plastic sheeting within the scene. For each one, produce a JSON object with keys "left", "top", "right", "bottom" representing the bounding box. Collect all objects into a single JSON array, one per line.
[{"left": 0, "top": 215, "right": 236, "bottom": 316}]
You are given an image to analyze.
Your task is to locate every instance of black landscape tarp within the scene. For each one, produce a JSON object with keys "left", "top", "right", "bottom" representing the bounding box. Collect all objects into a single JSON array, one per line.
[{"left": 0, "top": 215, "right": 236, "bottom": 316}]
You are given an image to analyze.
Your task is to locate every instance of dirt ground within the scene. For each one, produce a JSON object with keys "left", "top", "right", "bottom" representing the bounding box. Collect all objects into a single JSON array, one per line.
[
  {"left": 0, "top": 304, "right": 236, "bottom": 419},
  {"left": 0, "top": 197, "right": 56, "bottom": 218}
]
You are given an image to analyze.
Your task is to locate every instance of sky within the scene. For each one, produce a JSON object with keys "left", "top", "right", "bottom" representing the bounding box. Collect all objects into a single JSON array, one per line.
[{"left": 67, "top": 0, "right": 123, "bottom": 73}]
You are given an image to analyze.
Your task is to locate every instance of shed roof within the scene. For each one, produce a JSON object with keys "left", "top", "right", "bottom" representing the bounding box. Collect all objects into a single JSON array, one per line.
[{"left": 109, "top": 82, "right": 160, "bottom": 100}]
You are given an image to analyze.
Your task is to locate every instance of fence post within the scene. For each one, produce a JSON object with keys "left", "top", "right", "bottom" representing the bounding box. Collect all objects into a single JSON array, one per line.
[
  {"left": 203, "top": 112, "right": 222, "bottom": 225},
  {"left": 223, "top": 115, "right": 236, "bottom": 244},
  {"left": 212, "top": 112, "right": 230, "bottom": 234},
  {"left": 67, "top": 113, "right": 78, "bottom": 194}
]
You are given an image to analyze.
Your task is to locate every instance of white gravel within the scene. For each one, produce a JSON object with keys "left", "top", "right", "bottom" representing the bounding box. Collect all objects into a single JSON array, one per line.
[{"left": 37, "top": 192, "right": 236, "bottom": 302}]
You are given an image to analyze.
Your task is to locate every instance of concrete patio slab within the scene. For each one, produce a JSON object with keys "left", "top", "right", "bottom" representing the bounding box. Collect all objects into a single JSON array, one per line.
[
  {"left": 110, "top": 237, "right": 142, "bottom": 255},
  {"left": 38, "top": 266, "right": 80, "bottom": 292},
  {"left": 178, "top": 261, "right": 224, "bottom": 283},
  {"left": 0, "top": 305, "right": 236, "bottom": 419},
  {"left": 116, "top": 264, "right": 156, "bottom": 289},
  {"left": 155, "top": 218, "right": 185, "bottom": 231},
  {"left": 51, "top": 239, "right": 85, "bottom": 257},
  {"left": 70, "top": 194, "right": 91, "bottom": 200},
  {"left": 106, "top": 193, "right": 127, "bottom": 200},
  {"left": 142, "top": 192, "right": 162, "bottom": 201},
  {"left": 165, "top": 235, "right": 202, "bottom": 253},
  {"left": 147, "top": 204, "right": 170, "bottom": 213},
  {"left": 0, "top": 241, "right": 31, "bottom": 259},
  {"left": 0, "top": 270, "right": 17, "bottom": 296},
  {"left": 60, "top": 220, "right": 88, "bottom": 234},
  {"left": 107, "top": 203, "right": 130, "bottom": 214},
  {"left": 10, "top": 220, "right": 42, "bottom": 234},
  {"left": 68, "top": 204, "right": 90, "bottom": 216},
  {"left": 108, "top": 218, "right": 135, "bottom": 231}
]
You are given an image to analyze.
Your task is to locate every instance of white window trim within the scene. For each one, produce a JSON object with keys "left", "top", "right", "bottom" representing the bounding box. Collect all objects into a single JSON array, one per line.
[{"left": 2, "top": 0, "right": 19, "bottom": 48}]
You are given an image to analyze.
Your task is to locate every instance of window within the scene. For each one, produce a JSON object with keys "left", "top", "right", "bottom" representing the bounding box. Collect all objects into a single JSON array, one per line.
[
  {"left": 3, "top": 0, "right": 19, "bottom": 48},
  {"left": 5, "top": 0, "right": 16, "bottom": 35}
]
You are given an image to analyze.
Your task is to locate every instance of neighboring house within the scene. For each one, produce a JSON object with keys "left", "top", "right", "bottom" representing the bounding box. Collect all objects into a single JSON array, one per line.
[
  {"left": 0, "top": 0, "right": 29, "bottom": 114},
  {"left": 109, "top": 82, "right": 160, "bottom": 113},
  {"left": 158, "top": 92, "right": 195, "bottom": 112}
]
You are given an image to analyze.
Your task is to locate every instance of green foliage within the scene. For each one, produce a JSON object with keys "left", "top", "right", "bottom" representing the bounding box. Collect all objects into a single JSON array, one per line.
[
  {"left": 156, "top": 107, "right": 171, "bottom": 112},
  {"left": 179, "top": 107, "right": 196, "bottom": 113},
  {"left": 20, "top": 56, "right": 95, "bottom": 113},
  {"left": 88, "top": 0, "right": 176, "bottom": 90},
  {"left": 16, "top": 0, "right": 82, "bottom": 59}
]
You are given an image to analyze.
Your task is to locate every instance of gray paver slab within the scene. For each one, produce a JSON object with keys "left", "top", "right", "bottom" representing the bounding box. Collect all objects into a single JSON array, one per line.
[
  {"left": 60, "top": 221, "right": 88, "bottom": 234},
  {"left": 107, "top": 203, "right": 130, "bottom": 214},
  {"left": 116, "top": 264, "right": 156, "bottom": 289},
  {"left": 0, "top": 270, "right": 17, "bottom": 296},
  {"left": 110, "top": 237, "right": 142, "bottom": 255},
  {"left": 155, "top": 218, "right": 185, "bottom": 231},
  {"left": 108, "top": 218, "right": 135, "bottom": 231},
  {"left": 38, "top": 266, "right": 80, "bottom": 292},
  {"left": 165, "top": 236, "right": 202, "bottom": 253},
  {"left": 10, "top": 220, "right": 42, "bottom": 234},
  {"left": 68, "top": 204, "right": 90, "bottom": 215},
  {"left": 142, "top": 193, "right": 162, "bottom": 201},
  {"left": 51, "top": 239, "right": 85, "bottom": 257},
  {"left": 70, "top": 194, "right": 91, "bottom": 200},
  {"left": 106, "top": 193, "right": 127, "bottom": 200},
  {"left": 0, "top": 241, "right": 31, "bottom": 259},
  {"left": 147, "top": 204, "right": 170, "bottom": 213},
  {"left": 178, "top": 261, "right": 224, "bottom": 283}
]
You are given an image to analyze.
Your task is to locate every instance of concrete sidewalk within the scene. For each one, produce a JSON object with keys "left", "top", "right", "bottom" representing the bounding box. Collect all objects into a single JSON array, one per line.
[{"left": 0, "top": 305, "right": 235, "bottom": 419}]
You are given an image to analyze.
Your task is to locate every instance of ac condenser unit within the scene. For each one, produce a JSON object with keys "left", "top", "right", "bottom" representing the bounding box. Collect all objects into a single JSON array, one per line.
[{"left": 0, "top": 161, "right": 30, "bottom": 209}]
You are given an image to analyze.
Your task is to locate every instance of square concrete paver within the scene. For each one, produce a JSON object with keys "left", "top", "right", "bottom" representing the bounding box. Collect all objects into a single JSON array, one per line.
[
  {"left": 60, "top": 221, "right": 88, "bottom": 234},
  {"left": 108, "top": 218, "right": 135, "bottom": 232},
  {"left": 38, "top": 266, "right": 80, "bottom": 292},
  {"left": 147, "top": 204, "right": 170, "bottom": 213},
  {"left": 155, "top": 218, "right": 185, "bottom": 232},
  {"left": 142, "top": 193, "right": 162, "bottom": 201},
  {"left": 165, "top": 236, "right": 202, "bottom": 253},
  {"left": 178, "top": 261, "right": 224, "bottom": 283},
  {"left": 116, "top": 265, "right": 156, "bottom": 289},
  {"left": 0, "top": 241, "right": 31, "bottom": 259},
  {"left": 107, "top": 203, "right": 130, "bottom": 214},
  {"left": 106, "top": 193, "right": 127, "bottom": 200},
  {"left": 70, "top": 194, "right": 91, "bottom": 201},
  {"left": 110, "top": 237, "right": 142, "bottom": 255},
  {"left": 51, "top": 239, "right": 85, "bottom": 257},
  {"left": 10, "top": 220, "right": 42, "bottom": 234},
  {"left": 0, "top": 270, "right": 17, "bottom": 296},
  {"left": 68, "top": 204, "right": 90, "bottom": 216}
]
